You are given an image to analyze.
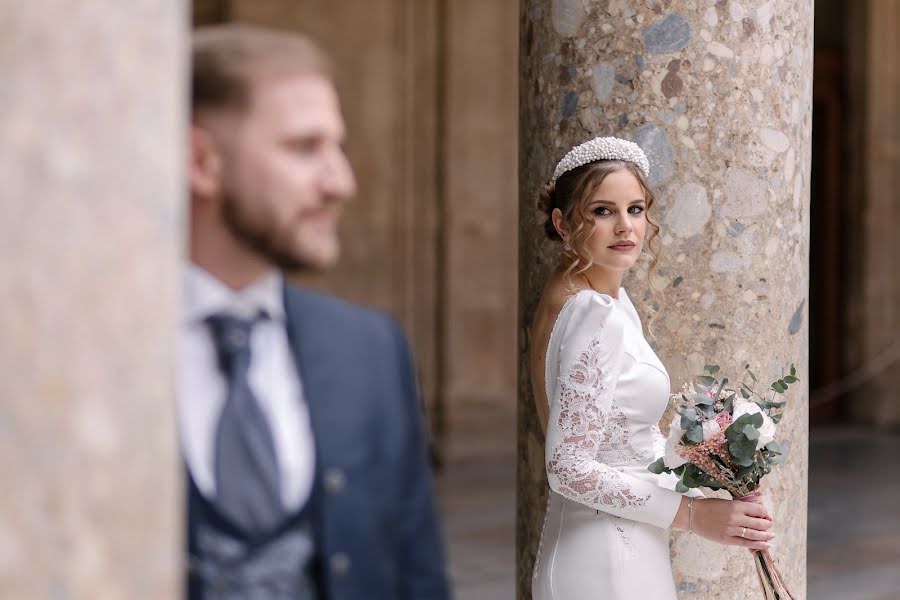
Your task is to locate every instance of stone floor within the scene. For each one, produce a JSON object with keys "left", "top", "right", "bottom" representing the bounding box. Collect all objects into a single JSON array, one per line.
[
  {"left": 808, "top": 427, "right": 900, "bottom": 600},
  {"left": 435, "top": 400, "right": 516, "bottom": 599},
  {"left": 435, "top": 415, "right": 900, "bottom": 600}
]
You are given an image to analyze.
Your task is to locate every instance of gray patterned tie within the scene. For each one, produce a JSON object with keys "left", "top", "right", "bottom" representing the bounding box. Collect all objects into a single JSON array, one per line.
[{"left": 207, "top": 313, "right": 285, "bottom": 533}]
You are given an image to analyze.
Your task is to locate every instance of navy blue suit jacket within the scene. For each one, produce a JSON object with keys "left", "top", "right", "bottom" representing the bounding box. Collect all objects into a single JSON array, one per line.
[{"left": 283, "top": 284, "right": 450, "bottom": 600}]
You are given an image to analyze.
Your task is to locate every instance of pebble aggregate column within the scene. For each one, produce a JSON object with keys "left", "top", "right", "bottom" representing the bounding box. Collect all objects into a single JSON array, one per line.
[
  {"left": 518, "top": 1, "right": 812, "bottom": 598},
  {"left": 0, "top": 2, "right": 185, "bottom": 597}
]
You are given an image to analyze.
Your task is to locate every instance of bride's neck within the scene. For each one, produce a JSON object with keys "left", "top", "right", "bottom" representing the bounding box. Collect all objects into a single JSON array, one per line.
[{"left": 580, "top": 265, "right": 623, "bottom": 298}]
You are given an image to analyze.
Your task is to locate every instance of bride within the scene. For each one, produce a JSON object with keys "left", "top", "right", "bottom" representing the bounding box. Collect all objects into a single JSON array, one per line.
[{"left": 529, "top": 137, "right": 776, "bottom": 599}]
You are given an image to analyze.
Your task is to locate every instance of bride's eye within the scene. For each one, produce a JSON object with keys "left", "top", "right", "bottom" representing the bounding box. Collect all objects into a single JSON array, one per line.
[
  {"left": 592, "top": 207, "right": 612, "bottom": 216},
  {"left": 628, "top": 205, "right": 645, "bottom": 214}
]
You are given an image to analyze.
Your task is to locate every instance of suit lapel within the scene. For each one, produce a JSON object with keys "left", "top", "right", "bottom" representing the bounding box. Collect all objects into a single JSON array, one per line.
[{"left": 283, "top": 285, "right": 340, "bottom": 450}]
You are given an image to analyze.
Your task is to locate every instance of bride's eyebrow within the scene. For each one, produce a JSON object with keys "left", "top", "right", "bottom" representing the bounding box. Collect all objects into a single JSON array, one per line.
[{"left": 590, "top": 199, "right": 645, "bottom": 206}]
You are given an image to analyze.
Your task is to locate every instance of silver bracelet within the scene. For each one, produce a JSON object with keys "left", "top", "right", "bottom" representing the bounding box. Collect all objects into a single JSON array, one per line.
[{"left": 688, "top": 496, "right": 695, "bottom": 534}]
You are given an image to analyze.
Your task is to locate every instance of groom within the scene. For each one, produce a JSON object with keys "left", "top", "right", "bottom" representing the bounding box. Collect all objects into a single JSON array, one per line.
[{"left": 180, "top": 24, "right": 449, "bottom": 599}]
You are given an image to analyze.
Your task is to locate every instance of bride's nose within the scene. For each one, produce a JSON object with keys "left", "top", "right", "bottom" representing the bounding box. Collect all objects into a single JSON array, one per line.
[{"left": 614, "top": 215, "right": 632, "bottom": 235}]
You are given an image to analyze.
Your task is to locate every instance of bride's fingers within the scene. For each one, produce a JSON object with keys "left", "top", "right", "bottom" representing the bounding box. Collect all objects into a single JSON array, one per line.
[
  {"left": 736, "top": 501, "right": 770, "bottom": 520},
  {"left": 730, "top": 526, "right": 775, "bottom": 542},
  {"left": 738, "top": 516, "right": 773, "bottom": 532},
  {"left": 727, "top": 535, "right": 770, "bottom": 550}
]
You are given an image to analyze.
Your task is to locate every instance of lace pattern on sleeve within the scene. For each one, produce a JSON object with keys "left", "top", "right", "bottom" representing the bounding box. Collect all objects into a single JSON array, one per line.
[
  {"left": 547, "top": 333, "right": 650, "bottom": 509},
  {"left": 651, "top": 423, "right": 666, "bottom": 460}
]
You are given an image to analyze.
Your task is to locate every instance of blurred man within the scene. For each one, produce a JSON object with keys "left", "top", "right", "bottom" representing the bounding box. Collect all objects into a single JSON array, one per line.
[{"left": 180, "top": 24, "right": 449, "bottom": 599}]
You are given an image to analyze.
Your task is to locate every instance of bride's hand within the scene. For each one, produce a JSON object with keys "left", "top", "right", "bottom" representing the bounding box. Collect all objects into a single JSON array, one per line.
[{"left": 673, "top": 497, "right": 774, "bottom": 550}]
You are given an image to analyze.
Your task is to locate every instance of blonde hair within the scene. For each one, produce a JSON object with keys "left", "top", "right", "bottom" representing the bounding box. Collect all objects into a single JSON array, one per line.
[
  {"left": 537, "top": 160, "right": 663, "bottom": 292},
  {"left": 192, "top": 24, "right": 332, "bottom": 116}
]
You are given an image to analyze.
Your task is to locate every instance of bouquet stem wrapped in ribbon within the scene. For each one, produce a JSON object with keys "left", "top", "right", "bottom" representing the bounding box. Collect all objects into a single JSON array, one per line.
[{"left": 649, "top": 364, "right": 798, "bottom": 600}]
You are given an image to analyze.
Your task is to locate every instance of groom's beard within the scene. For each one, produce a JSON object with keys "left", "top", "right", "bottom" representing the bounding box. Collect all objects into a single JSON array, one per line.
[{"left": 220, "top": 190, "right": 310, "bottom": 273}]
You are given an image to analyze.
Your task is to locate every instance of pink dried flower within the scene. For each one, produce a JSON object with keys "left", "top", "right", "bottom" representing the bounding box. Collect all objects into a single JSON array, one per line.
[{"left": 716, "top": 411, "right": 732, "bottom": 427}]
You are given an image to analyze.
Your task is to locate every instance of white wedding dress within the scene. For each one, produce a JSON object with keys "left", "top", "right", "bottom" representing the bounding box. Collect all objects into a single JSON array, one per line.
[{"left": 532, "top": 289, "right": 699, "bottom": 600}]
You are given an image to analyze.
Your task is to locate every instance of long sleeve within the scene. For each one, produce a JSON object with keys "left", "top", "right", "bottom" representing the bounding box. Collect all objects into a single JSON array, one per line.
[{"left": 545, "top": 293, "right": 684, "bottom": 529}]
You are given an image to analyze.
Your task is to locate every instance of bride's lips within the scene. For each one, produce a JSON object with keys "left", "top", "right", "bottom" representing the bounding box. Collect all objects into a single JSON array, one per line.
[{"left": 608, "top": 240, "right": 636, "bottom": 251}]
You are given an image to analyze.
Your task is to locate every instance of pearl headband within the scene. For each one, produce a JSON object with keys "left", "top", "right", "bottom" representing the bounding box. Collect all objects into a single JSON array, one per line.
[{"left": 551, "top": 136, "right": 650, "bottom": 183}]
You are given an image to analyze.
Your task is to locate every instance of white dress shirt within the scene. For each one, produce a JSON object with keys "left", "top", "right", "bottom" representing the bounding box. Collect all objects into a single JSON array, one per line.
[{"left": 177, "top": 265, "right": 315, "bottom": 510}]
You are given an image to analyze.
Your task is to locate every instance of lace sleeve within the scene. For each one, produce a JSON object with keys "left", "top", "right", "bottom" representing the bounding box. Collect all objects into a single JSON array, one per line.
[{"left": 544, "top": 295, "right": 684, "bottom": 529}]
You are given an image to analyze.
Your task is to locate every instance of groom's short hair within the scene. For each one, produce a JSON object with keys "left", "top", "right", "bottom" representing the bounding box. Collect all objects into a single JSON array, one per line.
[{"left": 191, "top": 24, "right": 332, "bottom": 117}]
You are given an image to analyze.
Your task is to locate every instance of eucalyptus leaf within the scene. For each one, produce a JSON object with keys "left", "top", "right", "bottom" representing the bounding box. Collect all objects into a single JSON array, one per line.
[
  {"left": 686, "top": 424, "right": 704, "bottom": 444},
  {"left": 746, "top": 367, "right": 758, "bottom": 382},
  {"left": 728, "top": 438, "right": 754, "bottom": 461},
  {"left": 648, "top": 457, "right": 668, "bottom": 474},
  {"left": 724, "top": 394, "right": 735, "bottom": 413},
  {"left": 681, "top": 407, "right": 699, "bottom": 429},
  {"left": 682, "top": 464, "right": 702, "bottom": 487},
  {"left": 675, "top": 480, "right": 690, "bottom": 493},
  {"left": 742, "top": 424, "right": 760, "bottom": 440},
  {"left": 691, "top": 394, "right": 716, "bottom": 406},
  {"left": 705, "top": 364, "right": 721, "bottom": 374},
  {"left": 784, "top": 375, "right": 798, "bottom": 384},
  {"left": 732, "top": 452, "right": 754, "bottom": 467},
  {"left": 698, "top": 375, "right": 717, "bottom": 386}
]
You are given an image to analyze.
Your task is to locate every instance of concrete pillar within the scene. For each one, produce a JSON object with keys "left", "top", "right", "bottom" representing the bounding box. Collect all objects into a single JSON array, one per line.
[
  {"left": 0, "top": 2, "right": 185, "bottom": 597},
  {"left": 518, "top": 1, "right": 812, "bottom": 598}
]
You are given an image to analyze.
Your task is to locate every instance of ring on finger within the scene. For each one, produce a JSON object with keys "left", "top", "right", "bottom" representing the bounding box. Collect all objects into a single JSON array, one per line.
[{"left": 740, "top": 527, "right": 747, "bottom": 538}]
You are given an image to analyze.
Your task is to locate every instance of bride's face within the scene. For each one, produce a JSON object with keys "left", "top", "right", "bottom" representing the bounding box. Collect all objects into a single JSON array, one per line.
[{"left": 582, "top": 169, "right": 648, "bottom": 272}]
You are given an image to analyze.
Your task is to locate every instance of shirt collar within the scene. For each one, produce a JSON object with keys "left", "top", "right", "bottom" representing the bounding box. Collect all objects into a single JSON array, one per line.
[{"left": 183, "top": 264, "right": 286, "bottom": 324}]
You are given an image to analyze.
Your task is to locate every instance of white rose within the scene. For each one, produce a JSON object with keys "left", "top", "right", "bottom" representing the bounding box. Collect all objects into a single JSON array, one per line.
[
  {"left": 732, "top": 399, "right": 776, "bottom": 449},
  {"left": 702, "top": 419, "right": 721, "bottom": 440},
  {"left": 664, "top": 415, "right": 688, "bottom": 468}
]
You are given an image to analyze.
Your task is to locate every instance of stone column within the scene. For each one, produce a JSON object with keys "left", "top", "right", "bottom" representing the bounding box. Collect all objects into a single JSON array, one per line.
[
  {"left": 0, "top": 2, "right": 185, "bottom": 597},
  {"left": 518, "top": 1, "right": 812, "bottom": 598}
]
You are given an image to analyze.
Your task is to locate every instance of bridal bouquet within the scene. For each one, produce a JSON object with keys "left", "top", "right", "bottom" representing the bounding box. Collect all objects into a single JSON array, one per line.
[{"left": 648, "top": 363, "right": 798, "bottom": 600}]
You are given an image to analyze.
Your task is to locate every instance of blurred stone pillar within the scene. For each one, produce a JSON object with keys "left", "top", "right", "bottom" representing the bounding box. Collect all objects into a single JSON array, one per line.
[
  {"left": 0, "top": 2, "right": 185, "bottom": 597},
  {"left": 518, "top": 1, "right": 811, "bottom": 598}
]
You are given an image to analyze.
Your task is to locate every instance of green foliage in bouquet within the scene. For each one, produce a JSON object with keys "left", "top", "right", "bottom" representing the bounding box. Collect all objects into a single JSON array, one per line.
[{"left": 648, "top": 363, "right": 799, "bottom": 495}]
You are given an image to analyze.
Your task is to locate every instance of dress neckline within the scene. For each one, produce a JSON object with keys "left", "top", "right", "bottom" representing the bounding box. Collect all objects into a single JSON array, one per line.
[{"left": 567, "top": 286, "right": 626, "bottom": 303}]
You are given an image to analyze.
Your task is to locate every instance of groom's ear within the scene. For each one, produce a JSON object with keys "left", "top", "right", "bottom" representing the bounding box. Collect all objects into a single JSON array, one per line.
[
  {"left": 551, "top": 208, "right": 569, "bottom": 240},
  {"left": 189, "top": 123, "right": 224, "bottom": 202}
]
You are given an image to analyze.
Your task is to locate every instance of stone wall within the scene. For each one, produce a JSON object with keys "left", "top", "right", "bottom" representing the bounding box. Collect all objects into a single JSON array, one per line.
[
  {"left": 443, "top": 0, "right": 519, "bottom": 444},
  {"left": 0, "top": 2, "right": 185, "bottom": 596},
  {"left": 846, "top": 1, "right": 900, "bottom": 427},
  {"left": 518, "top": 1, "right": 812, "bottom": 597}
]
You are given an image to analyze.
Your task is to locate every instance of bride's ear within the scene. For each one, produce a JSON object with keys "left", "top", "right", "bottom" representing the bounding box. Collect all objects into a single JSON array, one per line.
[{"left": 551, "top": 208, "right": 569, "bottom": 240}]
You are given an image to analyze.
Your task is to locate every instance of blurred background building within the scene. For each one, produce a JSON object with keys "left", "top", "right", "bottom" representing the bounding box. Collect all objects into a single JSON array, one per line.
[{"left": 1, "top": 0, "right": 896, "bottom": 598}]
